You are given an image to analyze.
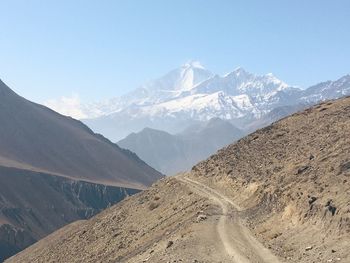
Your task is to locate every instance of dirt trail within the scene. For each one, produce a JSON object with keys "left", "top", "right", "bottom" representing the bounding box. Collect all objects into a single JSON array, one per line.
[{"left": 178, "top": 176, "right": 281, "bottom": 263}]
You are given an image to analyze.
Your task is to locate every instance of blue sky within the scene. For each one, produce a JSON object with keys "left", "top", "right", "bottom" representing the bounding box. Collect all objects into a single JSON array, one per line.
[{"left": 0, "top": 0, "right": 349, "bottom": 104}]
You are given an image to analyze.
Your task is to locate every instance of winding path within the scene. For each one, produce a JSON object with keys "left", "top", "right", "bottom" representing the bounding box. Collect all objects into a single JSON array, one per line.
[{"left": 178, "top": 176, "right": 281, "bottom": 263}]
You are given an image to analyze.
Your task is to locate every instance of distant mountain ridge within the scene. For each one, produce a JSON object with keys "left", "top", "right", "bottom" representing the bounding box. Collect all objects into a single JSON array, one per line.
[
  {"left": 118, "top": 118, "right": 243, "bottom": 175},
  {"left": 82, "top": 62, "right": 350, "bottom": 141},
  {"left": 299, "top": 74, "right": 350, "bottom": 103}
]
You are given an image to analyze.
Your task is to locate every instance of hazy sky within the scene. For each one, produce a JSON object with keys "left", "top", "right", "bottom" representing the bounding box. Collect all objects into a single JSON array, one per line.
[{"left": 0, "top": 0, "right": 349, "bottom": 104}]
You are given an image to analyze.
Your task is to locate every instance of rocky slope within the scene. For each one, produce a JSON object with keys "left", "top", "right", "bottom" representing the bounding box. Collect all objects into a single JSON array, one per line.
[
  {"left": 9, "top": 97, "right": 350, "bottom": 262},
  {"left": 244, "top": 103, "right": 310, "bottom": 133},
  {"left": 118, "top": 118, "right": 243, "bottom": 175},
  {"left": 191, "top": 96, "right": 350, "bottom": 262}
]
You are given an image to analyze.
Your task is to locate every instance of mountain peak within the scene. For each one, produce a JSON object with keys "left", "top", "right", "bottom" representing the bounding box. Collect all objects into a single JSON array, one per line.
[
  {"left": 233, "top": 66, "right": 245, "bottom": 72},
  {"left": 182, "top": 60, "right": 206, "bottom": 70},
  {"left": 340, "top": 74, "right": 350, "bottom": 81},
  {"left": 0, "top": 79, "right": 17, "bottom": 97},
  {"left": 141, "top": 127, "right": 163, "bottom": 134},
  {"left": 224, "top": 67, "right": 250, "bottom": 78},
  {"left": 0, "top": 79, "right": 9, "bottom": 91}
]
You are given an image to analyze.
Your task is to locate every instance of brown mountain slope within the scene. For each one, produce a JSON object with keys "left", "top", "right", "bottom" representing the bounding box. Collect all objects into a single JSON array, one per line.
[
  {"left": 0, "top": 166, "right": 139, "bottom": 262},
  {"left": 8, "top": 97, "right": 350, "bottom": 263},
  {"left": 0, "top": 80, "right": 162, "bottom": 261},
  {"left": 0, "top": 80, "right": 163, "bottom": 189},
  {"left": 189, "top": 97, "right": 350, "bottom": 262}
]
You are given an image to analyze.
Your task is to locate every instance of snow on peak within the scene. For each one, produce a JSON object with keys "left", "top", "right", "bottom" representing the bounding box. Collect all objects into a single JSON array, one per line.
[
  {"left": 224, "top": 67, "right": 251, "bottom": 78},
  {"left": 232, "top": 67, "right": 247, "bottom": 74},
  {"left": 79, "top": 64, "right": 297, "bottom": 122},
  {"left": 68, "top": 69, "right": 350, "bottom": 143},
  {"left": 182, "top": 60, "right": 206, "bottom": 70}
]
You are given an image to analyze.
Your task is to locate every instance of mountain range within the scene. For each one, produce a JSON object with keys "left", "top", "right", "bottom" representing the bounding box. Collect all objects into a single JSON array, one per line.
[
  {"left": 81, "top": 62, "right": 349, "bottom": 177},
  {"left": 0, "top": 80, "right": 162, "bottom": 261},
  {"left": 81, "top": 62, "right": 350, "bottom": 142}
]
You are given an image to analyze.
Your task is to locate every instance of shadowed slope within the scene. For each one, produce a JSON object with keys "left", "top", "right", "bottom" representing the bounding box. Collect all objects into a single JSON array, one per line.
[
  {"left": 0, "top": 80, "right": 163, "bottom": 189},
  {"left": 0, "top": 166, "right": 140, "bottom": 262}
]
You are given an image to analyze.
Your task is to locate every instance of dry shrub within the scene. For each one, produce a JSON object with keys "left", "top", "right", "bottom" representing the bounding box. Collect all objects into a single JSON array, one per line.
[{"left": 149, "top": 202, "right": 159, "bottom": 210}]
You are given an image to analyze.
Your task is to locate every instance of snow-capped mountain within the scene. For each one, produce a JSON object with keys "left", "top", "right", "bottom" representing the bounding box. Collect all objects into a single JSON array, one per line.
[
  {"left": 84, "top": 63, "right": 295, "bottom": 120},
  {"left": 81, "top": 61, "right": 214, "bottom": 118},
  {"left": 300, "top": 74, "right": 350, "bottom": 103},
  {"left": 82, "top": 62, "right": 350, "bottom": 141}
]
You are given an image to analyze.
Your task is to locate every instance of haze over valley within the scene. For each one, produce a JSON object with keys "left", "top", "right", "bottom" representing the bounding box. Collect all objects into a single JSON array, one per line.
[{"left": 1, "top": 1, "right": 349, "bottom": 262}]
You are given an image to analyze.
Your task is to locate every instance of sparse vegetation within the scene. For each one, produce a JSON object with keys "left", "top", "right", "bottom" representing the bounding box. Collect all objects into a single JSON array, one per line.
[{"left": 148, "top": 202, "right": 160, "bottom": 211}]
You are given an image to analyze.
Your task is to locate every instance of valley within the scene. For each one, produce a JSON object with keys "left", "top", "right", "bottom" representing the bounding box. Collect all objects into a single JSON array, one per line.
[
  {"left": 2, "top": 2, "right": 349, "bottom": 262},
  {"left": 118, "top": 118, "right": 243, "bottom": 175},
  {"left": 8, "top": 96, "right": 350, "bottom": 262}
]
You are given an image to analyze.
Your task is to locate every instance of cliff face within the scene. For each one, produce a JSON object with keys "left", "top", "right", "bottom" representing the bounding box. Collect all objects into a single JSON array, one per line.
[
  {"left": 0, "top": 225, "right": 35, "bottom": 262},
  {"left": 0, "top": 166, "right": 139, "bottom": 261}
]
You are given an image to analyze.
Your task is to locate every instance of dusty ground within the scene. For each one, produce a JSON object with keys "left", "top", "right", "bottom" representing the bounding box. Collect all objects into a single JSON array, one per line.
[
  {"left": 191, "top": 97, "right": 350, "bottom": 262},
  {"left": 7, "top": 175, "right": 283, "bottom": 263}
]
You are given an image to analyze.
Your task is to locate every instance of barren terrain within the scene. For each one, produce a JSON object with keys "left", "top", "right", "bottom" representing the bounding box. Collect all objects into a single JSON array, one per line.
[{"left": 8, "top": 97, "right": 350, "bottom": 262}]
